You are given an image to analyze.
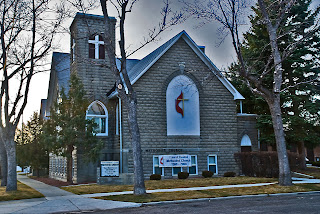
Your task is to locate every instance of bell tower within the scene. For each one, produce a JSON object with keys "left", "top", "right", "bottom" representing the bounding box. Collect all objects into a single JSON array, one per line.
[{"left": 69, "top": 13, "right": 117, "bottom": 99}]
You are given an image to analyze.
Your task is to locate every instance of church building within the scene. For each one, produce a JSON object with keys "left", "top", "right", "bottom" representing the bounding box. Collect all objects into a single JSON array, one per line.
[{"left": 41, "top": 13, "right": 258, "bottom": 184}]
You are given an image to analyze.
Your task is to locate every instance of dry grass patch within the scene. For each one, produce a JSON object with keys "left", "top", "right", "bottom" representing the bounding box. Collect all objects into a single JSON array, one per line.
[
  {"left": 0, "top": 180, "right": 44, "bottom": 201},
  {"left": 145, "top": 177, "right": 276, "bottom": 190},
  {"left": 61, "top": 177, "right": 276, "bottom": 195},
  {"left": 296, "top": 167, "right": 320, "bottom": 179},
  {"left": 61, "top": 184, "right": 133, "bottom": 195},
  {"left": 98, "top": 184, "right": 320, "bottom": 203}
]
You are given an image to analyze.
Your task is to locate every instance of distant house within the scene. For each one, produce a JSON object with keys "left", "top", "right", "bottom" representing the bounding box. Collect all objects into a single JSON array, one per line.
[{"left": 41, "top": 13, "right": 258, "bottom": 184}]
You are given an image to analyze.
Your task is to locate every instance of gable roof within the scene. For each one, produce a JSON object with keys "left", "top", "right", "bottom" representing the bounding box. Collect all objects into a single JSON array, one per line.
[
  {"left": 120, "top": 31, "right": 244, "bottom": 100},
  {"left": 53, "top": 52, "right": 71, "bottom": 93},
  {"left": 116, "top": 58, "right": 140, "bottom": 72},
  {"left": 44, "top": 52, "right": 70, "bottom": 118}
]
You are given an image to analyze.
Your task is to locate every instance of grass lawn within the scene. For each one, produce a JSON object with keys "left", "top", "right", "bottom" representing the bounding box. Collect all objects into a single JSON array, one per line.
[
  {"left": 0, "top": 180, "right": 44, "bottom": 201},
  {"left": 61, "top": 176, "right": 277, "bottom": 195},
  {"left": 97, "top": 183, "right": 320, "bottom": 203}
]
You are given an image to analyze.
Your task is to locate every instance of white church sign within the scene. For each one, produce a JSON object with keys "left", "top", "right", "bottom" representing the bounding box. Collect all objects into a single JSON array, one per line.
[
  {"left": 101, "top": 161, "right": 119, "bottom": 177},
  {"left": 158, "top": 155, "right": 192, "bottom": 167}
]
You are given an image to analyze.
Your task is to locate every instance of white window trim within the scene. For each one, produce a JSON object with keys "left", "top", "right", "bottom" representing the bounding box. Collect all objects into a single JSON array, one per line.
[
  {"left": 153, "top": 156, "right": 164, "bottom": 176},
  {"left": 88, "top": 35, "right": 104, "bottom": 59},
  {"left": 86, "top": 100, "right": 108, "bottom": 136},
  {"left": 207, "top": 155, "right": 218, "bottom": 175},
  {"left": 188, "top": 155, "right": 198, "bottom": 175},
  {"left": 116, "top": 103, "right": 119, "bottom": 135},
  {"left": 171, "top": 155, "right": 198, "bottom": 176}
]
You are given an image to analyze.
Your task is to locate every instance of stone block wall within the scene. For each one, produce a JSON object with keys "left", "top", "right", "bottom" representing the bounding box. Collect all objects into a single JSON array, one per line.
[
  {"left": 65, "top": 14, "right": 253, "bottom": 182},
  {"left": 70, "top": 13, "right": 116, "bottom": 99},
  {"left": 121, "top": 38, "right": 240, "bottom": 178},
  {"left": 237, "top": 114, "right": 259, "bottom": 151},
  {"left": 69, "top": 14, "right": 120, "bottom": 183}
]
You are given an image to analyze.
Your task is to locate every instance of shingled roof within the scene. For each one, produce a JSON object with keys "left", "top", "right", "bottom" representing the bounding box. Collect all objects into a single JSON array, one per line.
[
  {"left": 115, "top": 30, "right": 244, "bottom": 100},
  {"left": 44, "top": 52, "right": 70, "bottom": 118}
]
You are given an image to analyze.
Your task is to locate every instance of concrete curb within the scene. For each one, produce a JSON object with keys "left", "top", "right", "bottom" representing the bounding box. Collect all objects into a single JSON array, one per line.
[{"left": 141, "top": 191, "right": 320, "bottom": 206}]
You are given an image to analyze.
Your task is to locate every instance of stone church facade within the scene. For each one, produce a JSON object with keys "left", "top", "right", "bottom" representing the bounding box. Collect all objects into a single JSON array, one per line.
[{"left": 41, "top": 13, "right": 258, "bottom": 184}]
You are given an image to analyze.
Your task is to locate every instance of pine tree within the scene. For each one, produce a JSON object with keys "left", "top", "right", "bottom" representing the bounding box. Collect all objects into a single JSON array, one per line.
[
  {"left": 42, "top": 72, "right": 102, "bottom": 183},
  {"left": 229, "top": 0, "right": 320, "bottom": 164},
  {"left": 15, "top": 112, "right": 49, "bottom": 176}
]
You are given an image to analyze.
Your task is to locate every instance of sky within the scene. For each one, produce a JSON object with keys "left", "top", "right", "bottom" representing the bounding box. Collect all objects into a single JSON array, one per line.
[
  {"left": 23, "top": 0, "right": 241, "bottom": 123},
  {"left": 21, "top": 0, "right": 319, "bottom": 124}
]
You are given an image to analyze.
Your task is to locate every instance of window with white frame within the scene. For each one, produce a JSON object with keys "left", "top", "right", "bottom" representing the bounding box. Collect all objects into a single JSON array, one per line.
[
  {"left": 172, "top": 167, "right": 182, "bottom": 176},
  {"left": 86, "top": 101, "right": 108, "bottom": 136},
  {"left": 171, "top": 155, "right": 198, "bottom": 176},
  {"left": 88, "top": 34, "right": 105, "bottom": 59},
  {"left": 208, "top": 155, "right": 218, "bottom": 174},
  {"left": 189, "top": 155, "right": 198, "bottom": 175},
  {"left": 153, "top": 156, "right": 164, "bottom": 175}
]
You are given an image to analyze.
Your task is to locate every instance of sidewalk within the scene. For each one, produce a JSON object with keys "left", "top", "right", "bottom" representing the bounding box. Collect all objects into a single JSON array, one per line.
[
  {"left": 0, "top": 175, "right": 319, "bottom": 214},
  {"left": 80, "top": 178, "right": 320, "bottom": 198},
  {"left": 0, "top": 175, "right": 140, "bottom": 214}
]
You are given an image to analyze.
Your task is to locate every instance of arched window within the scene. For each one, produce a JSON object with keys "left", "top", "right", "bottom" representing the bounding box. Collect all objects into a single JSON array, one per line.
[
  {"left": 241, "top": 134, "right": 252, "bottom": 152},
  {"left": 88, "top": 35, "right": 105, "bottom": 59},
  {"left": 241, "top": 134, "right": 252, "bottom": 146},
  {"left": 166, "top": 75, "right": 200, "bottom": 135},
  {"left": 86, "top": 101, "right": 108, "bottom": 136}
]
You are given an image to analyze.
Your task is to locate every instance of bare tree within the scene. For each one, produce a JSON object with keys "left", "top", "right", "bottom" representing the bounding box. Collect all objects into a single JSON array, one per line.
[
  {"left": 183, "top": 0, "right": 319, "bottom": 185},
  {"left": 0, "top": 0, "right": 66, "bottom": 191},
  {"left": 0, "top": 139, "right": 7, "bottom": 186},
  {"left": 97, "top": 0, "right": 182, "bottom": 195}
]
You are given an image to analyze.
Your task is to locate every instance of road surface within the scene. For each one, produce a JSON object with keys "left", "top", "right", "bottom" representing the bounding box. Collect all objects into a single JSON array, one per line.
[{"left": 80, "top": 192, "right": 320, "bottom": 214}]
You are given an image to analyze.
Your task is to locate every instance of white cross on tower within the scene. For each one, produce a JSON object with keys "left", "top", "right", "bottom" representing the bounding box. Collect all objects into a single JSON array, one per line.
[{"left": 88, "top": 35, "right": 104, "bottom": 59}]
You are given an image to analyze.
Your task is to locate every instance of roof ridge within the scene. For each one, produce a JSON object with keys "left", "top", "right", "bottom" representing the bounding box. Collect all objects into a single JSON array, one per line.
[{"left": 127, "top": 31, "right": 185, "bottom": 82}]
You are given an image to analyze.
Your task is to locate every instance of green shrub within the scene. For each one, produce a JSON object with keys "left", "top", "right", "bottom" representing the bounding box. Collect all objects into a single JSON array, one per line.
[
  {"left": 150, "top": 174, "right": 161, "bottom": 180},
  {"left": 224, "top": 171, "right": 236, "bottom": 177},
  {"left": 178, "top": 172, "right": 189, "bottom": 179},
  {"left": 202, "top": 170, "right": 213, "bottom": 178}
]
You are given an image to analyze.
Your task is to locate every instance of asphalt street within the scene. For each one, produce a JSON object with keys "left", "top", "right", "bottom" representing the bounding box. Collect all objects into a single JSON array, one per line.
[{"left": 78, "top": 192, "right": 320, "bottom": 214}]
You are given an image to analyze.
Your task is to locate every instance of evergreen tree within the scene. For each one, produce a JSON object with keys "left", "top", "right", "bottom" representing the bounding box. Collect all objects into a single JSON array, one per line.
[
  {"left": 42, "top": 72, "right": 102, "bottom": 183},
  {"left": 15, "top": 112, "right": 49, "bottom": 176},
  {"left": 229, "top": 0, "right": 320, "bottom": 165}
]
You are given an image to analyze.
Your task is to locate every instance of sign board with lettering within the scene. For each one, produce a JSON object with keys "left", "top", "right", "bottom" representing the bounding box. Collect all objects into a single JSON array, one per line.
[
  {"left": 158, "top": 155, "right": 191, "bottom": 167},
  {"left": 101, "top": 161, "right": 119, "bottom": 177}
]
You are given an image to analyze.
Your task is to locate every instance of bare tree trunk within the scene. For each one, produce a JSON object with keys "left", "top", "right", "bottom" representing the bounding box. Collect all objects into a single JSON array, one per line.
[
  {"left": 1, "top": 126, "right": 17, "bottom": 191},
  {"left": 126, "top": 96, "right": 146, "bottom": 195},
  {"left": 66, "top": 145, "right": 74, "bottom": 184},
  {"left": 268, "top": 95, "right": 292, "bottom": 186},
  {"left": 100, "top": 0, "right": 146, "bottom": 195},
  {"left": 297, "top": 141, "right": 306, "bottom": 170},
  {"left": 258, "top": 0, "right": 293, "bottom": 186},
  {"left": 0, "top": 139, "right": 7, "bottom": 186}
]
